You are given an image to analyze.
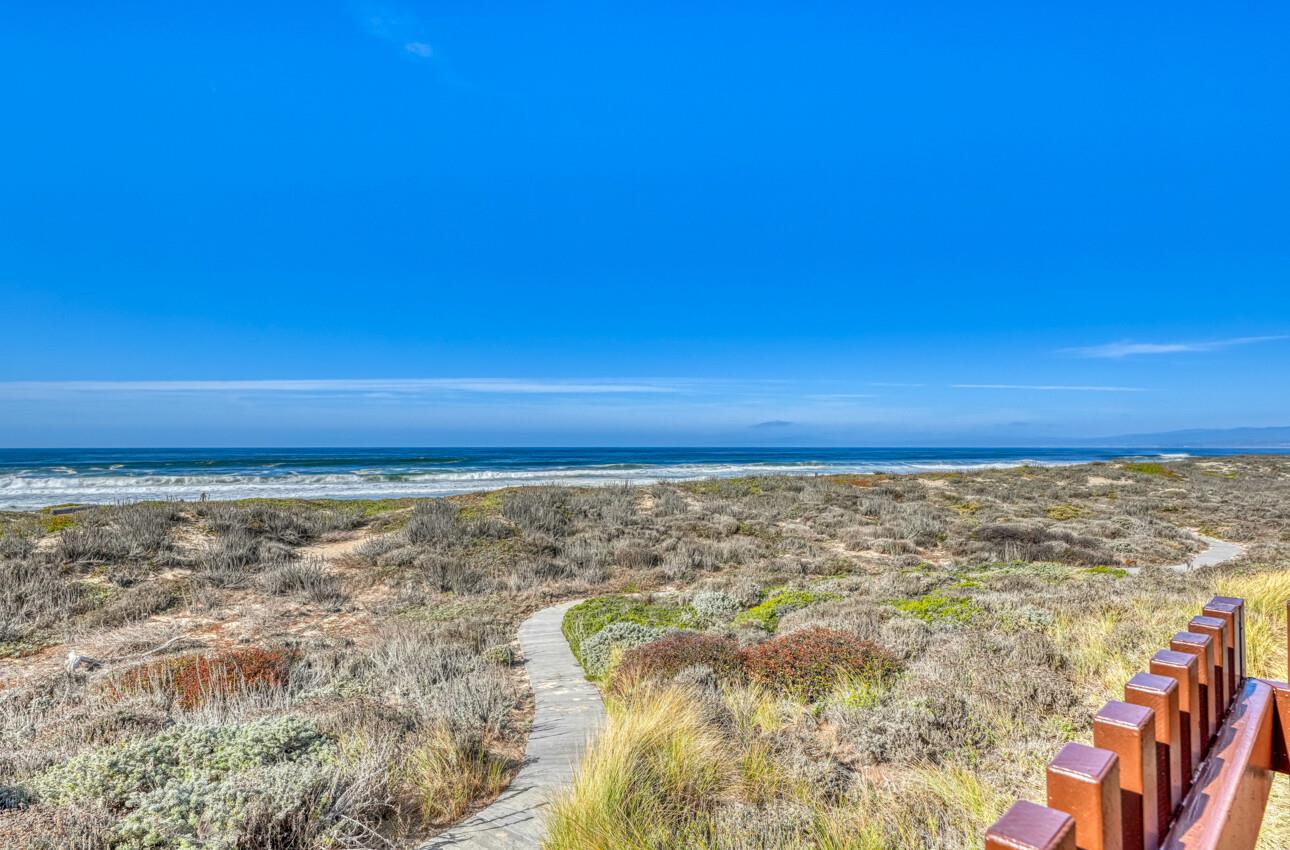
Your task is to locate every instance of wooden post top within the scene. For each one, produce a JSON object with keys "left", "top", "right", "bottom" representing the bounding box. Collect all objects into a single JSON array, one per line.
[{"left": 987, "top": 800, "right": 1077, "bottom": 850}]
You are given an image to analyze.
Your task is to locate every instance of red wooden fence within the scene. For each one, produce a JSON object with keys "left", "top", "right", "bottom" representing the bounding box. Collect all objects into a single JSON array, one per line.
[{"left": 985, "top": 596, "right": 1290, "bottom": 850}]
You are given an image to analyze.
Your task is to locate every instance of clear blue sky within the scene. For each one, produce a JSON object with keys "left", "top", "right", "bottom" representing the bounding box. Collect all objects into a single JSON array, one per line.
[{"left": 1, "top": 2, "right": 1287, "bottom": 446}]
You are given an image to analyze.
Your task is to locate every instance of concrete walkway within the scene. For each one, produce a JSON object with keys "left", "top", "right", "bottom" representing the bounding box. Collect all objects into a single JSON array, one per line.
[
  {"left": 1167, "top": 532, "right": 1247, "bottom": 572},
  {"left": 421, "top": 600, "right": 605, "bottom": 849},
  {"left": 1128, "top": 530, "right": 1247, "bottom": 575}
]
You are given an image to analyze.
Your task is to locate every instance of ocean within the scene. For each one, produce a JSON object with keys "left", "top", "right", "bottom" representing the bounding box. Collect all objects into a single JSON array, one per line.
[{"left": 0, "top": 447, "right": 1263, "bottom": 511}]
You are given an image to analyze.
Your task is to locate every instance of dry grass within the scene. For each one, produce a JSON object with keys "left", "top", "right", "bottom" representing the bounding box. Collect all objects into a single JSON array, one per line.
[
  {"left": 405, "top": 726, "right": 512, "bottom": 825},
  {"left": 541, "top": 457, "right": 1290, "bottom": 850},
  {"left": 1, "top": 456, "right": 1288, "bottom": 847},
  {"left": 1217, "top": 570, "right": 1290, "bottom": 680},
  {"left": 545, "top": 684, "right": 739, "bottom": 849}
]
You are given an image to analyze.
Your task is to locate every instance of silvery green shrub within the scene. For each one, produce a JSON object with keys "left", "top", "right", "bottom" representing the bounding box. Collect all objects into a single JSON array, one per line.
[
  {"left": 29, "top": 716, "right": 337, "bottom": 849},
  {"left": 691, "top": 591, "right": 739, "bottom": 626},
  {"left": 114, "top": 760, "right": 338, "bottom": 850},
  {"left": 578, "top": 622, "right": 669, "bottom": 679}
]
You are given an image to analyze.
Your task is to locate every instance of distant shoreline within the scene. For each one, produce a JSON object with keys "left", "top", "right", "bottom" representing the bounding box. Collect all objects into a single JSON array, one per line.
[{"left": 3, "top": 447, "right": 1284, "bottom": 512}]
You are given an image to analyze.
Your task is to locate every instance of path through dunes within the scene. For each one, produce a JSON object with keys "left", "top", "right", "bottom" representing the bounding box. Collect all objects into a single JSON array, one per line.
[
  {"left": 1126, "top": 529, "right": 1248, "bottom": 574},
  {"left": 421, "top": 600, "right": 605, "bottom": 849},
  {"left": 1169, "top": 532, "right": 1247, "bottom": 571}
]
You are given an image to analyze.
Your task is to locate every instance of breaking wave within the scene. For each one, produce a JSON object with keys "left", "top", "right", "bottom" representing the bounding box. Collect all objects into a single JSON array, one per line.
[{"left": 0, "top": 447, "right": 1203, "bottom": 510}]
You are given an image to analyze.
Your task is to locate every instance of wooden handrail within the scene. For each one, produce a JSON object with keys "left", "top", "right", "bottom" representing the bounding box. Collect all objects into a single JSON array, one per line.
[{"left": 984, "top": 596, "right": 1290, "bottom": 850}]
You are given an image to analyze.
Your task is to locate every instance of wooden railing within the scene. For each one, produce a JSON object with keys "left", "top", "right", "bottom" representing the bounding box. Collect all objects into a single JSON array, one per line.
[{"left": 985, "top": 596, "right": 1290, "bottom": 850}]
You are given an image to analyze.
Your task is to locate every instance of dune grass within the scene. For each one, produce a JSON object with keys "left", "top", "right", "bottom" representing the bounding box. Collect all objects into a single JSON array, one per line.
[
  {"left": 545, "top": 684, "right": 737, "bottom": 850},
  {"left": 547, "top": 680, "right": 1023, "bottom": 850},
  {"left": 1216, "top": 570, "right": 1290, "bottom": 680},
  {"left": 405, "top": 727, "right": 512, "bottom": 825},
  {"left": 4, "top": 456, "right": 1288, "bottom": 848}
]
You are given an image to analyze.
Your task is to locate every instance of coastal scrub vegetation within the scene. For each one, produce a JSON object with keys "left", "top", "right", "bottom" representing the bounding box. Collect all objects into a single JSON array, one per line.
[{"left": 0, "top": 457, "right": 1287, "bottom": 847}]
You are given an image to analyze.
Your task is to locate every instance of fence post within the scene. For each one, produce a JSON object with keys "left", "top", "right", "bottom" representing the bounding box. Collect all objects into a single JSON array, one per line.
[
  {"left": 1093, "top": 701, "right": 1158, "bottom": 850},
  {"left": 1201, "top": 599, "right": 1240, "bottom": 707},
  {"left": 1047, "top": 742, "right": 1123, "bottom": 850},
  {"left": 1189, "top": 616, "right": 1229, "bottom": 718},
  {"left": 986, "top": 596, "right": 1274, "bottom": 850},
  {"left": 1210, "top": 595, "right": 1246, "bottom": 682},
  {"left": 1149, "top": 650, "right": 1200, "bottom": 791},
  {"left": 1170, "top": 632, "right": 1217, "bottom": 747},
  {"left": 986, "top": 800, "right": 1077, "bottom": 850},
  {"left": 1124, "top": 673, "right": 1179, "bottom": 834}
]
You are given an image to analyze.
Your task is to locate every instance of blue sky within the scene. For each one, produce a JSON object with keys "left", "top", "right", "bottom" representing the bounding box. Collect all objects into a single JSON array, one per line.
[{"left": 1, "top": 1, "right": 1287, "bottom": 446}]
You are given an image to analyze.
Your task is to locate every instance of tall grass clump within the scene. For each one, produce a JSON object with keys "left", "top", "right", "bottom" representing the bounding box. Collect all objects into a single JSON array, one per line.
[
  {"left": 545, "top": 685, "right": 736, "bottom": 850},
  {"left": 1217, "top": 570, "right": 1290, "bottom": 679},
  {"left": 405, "top": 725, "right": 510, "bottom": 825}
]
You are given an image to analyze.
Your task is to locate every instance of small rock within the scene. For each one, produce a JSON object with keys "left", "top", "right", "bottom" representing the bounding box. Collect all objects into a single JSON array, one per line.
[{"left": 65, "top": 651, "right": 102, "bottom": 674}]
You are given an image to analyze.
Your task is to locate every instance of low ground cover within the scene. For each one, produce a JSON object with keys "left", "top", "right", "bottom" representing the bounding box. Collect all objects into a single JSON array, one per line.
[{"left": 0, "top": 456, "right": 1286, "bottom": 847}]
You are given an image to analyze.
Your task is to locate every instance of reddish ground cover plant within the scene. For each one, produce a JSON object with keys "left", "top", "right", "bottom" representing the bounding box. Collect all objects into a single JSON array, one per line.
[
  {"left": 114, "top": 646, "right": 294, "bottom": 709},
  {"left": 741, "top": 627, "right": 900, "bottom": 701},
  {"left": 612, "top": 632, "right": 744, "bottom": 688}
]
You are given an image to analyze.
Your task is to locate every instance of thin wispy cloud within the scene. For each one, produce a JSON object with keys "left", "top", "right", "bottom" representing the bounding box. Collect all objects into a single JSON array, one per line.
[
  {"left": 1063, "top": 335, "right": 1287, "bottom": 359},
  {"left": 0, "top": 378, "right": 678, "bottom": 396},
  {"left": 359, "top": 3, "right": 435, "bottom": 61},
  {"left": 953, "top": 384, "right": 1147, "bottom": 392},
  {"left": 805, "top": 393, "right": 878, "bottom": 400}
]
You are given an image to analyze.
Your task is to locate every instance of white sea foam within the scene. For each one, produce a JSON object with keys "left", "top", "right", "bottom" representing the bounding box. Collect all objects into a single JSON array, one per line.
[{"left": 0, "top": 458, "right": 1084, "bottom": 510}]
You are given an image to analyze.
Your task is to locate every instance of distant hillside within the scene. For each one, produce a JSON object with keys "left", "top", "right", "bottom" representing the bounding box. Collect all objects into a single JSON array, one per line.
[{"left": 1079, "top": 426, "right": 1290, "bottom": 448}]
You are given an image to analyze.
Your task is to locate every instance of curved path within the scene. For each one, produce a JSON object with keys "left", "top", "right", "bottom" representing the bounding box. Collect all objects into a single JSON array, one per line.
[
  {"left": 421, "top": 600, "right": 605, "bottom": 849},
  {"left": 1128, "top": 530, "right": 1247, "bottom": 575},
  {"left": 1169, "top": 532, "right": 1246, "bottom": 571}
]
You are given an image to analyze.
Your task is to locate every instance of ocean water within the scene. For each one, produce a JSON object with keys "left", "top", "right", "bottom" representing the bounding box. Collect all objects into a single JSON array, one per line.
[{"left": 0, "top": 447, "right": 1253, "bottom": 511}]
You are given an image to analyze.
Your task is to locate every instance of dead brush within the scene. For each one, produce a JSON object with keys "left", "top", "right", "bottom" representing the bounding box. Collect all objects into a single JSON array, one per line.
[
  {"left": 106, "top": 646, "right": 296, "bottom": 711},
  {"left": 54, "top": 502, "right": 185, "bottom": 565},
  {"left": 0, "top": 557, "right": 90, "bottom": 645},
  {"left": 260, "top": 557, "right": 345, "bottom": 606},
  {"left": 501, "top": 488, "right": 571, "bottom": 536}
]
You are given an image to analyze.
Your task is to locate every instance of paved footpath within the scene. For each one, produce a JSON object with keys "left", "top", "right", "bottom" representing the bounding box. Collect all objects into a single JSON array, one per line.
[
  {"left": 420, "top": 600, "right": 605, "bottom": 849},
  {"left": 1170, "top": 532, "right": 1247, "bottom": 571},
  {"left": 1128, "top": 531, "right": 1247, "bottom": 575}
]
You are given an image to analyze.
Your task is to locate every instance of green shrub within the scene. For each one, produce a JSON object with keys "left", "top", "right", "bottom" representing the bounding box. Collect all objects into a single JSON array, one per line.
[
  {"left": 681, "top": 477, "right": 765, "bottom": 497},
  {"left": 40, "top": 513, "right": 76, "bottom": 533},
  {"left": 1084, "top": 565, "right": 1129, "bottom": 579},
  {"left": 1002, "top": 605, "right": 1055, "bottom": 630},
  {"left": 1045, "top": 504, "right": 1085, "bottom": 521},
  {"left": 29, "top": 717, "right": 339, "bottom": 849},
  {"left": 742, "top": 627, "right": 901, "bottom": 701},
  {"left": 732, "top": 589, "right": 840, "bottom": 632},
  {"left": 114, "top": 760, "right": 338, "bottom": 850},
  {"left": 1122, "top": 462, "right": 1180, "bottom": 478},
  {"left": 579, "top": 622, "right": 672, "bottom": 679},
  {"left": 892, "top": 593, "right": 981, "bottom": 625},
  {"left": 562, "top": 596, "right": 698, "bottom": 662},
  {"left": 31, "top": 716, "right": 333, "bottom": 809}
]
